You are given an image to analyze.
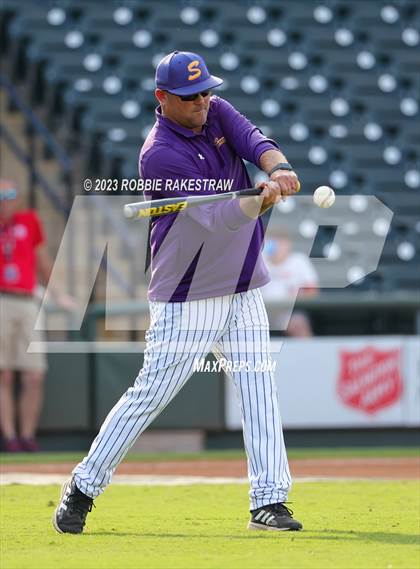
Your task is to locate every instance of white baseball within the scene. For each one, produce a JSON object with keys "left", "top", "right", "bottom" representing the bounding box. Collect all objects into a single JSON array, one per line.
[{"left": 313, "top": 185, "right": 335, "bottom": 208}]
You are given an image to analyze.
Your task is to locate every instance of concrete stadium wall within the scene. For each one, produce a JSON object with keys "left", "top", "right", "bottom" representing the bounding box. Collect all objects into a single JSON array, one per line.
[{"left": 39, "top": 353, "right": 225, "bottom": 432}]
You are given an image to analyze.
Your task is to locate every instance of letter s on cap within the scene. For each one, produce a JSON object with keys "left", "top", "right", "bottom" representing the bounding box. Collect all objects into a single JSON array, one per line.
[{"left": 187, "top": 60, "right": 201, "bottom": 81}]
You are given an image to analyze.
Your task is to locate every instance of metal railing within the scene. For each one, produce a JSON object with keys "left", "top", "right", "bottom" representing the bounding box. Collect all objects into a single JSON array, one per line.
[{"left": 76, "top": 291, "right": 420, "bottom": 338}]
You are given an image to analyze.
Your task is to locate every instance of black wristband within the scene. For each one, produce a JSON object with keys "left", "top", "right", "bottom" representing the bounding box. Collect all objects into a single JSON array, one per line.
[{"left": 268, "top": 162, "right": 293, "bottom": 176}]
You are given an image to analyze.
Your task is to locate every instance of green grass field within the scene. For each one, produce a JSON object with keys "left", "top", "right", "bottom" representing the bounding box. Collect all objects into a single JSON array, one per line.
[
  {"left": 1, "top": 446, "right": 419, "bottom": 465},
  {"left": 1, "top": 481, "right": 419, "bottom": 569}
]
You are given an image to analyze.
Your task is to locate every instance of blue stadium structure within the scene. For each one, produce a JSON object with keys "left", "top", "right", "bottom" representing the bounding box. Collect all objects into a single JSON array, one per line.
[{"left": 1, "top": 0, "right": 419, "bottom": 297}]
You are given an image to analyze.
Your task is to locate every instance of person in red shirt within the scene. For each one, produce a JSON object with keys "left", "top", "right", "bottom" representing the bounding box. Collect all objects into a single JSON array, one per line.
[{"left": 0, "top": 179, "right": 73, "bottom": 452}]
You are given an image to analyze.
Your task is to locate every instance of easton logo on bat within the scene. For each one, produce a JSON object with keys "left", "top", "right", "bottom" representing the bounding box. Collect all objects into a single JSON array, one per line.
[{"left": 137, "top": 202, "right": 188, "bottom": 217}]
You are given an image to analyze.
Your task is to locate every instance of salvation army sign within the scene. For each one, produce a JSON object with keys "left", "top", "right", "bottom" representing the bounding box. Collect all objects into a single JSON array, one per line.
[
  {"left": 337, "top": 347, "right": 403, "bottom": 415},
  {"left": 225, "top": 337, "right": 420, "bottom": 429}
]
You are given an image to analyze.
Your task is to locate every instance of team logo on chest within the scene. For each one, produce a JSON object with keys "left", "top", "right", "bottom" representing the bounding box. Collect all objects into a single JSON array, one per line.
[
  {"left": 14, "top": 224, "right": 28, "bottom": 239},
  {"left": 214, "top": 136, "right": 226, "bottom": 148}
]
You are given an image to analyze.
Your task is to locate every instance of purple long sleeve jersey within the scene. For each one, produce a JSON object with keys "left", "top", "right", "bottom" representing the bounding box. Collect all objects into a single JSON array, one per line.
[{"left": 139, "top": 96, "right": 279, "bottom": 302}]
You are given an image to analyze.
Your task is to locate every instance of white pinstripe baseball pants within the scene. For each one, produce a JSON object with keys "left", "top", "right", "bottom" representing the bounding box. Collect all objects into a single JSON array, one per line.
[{"left": 73, "top": 288, "right": 291, "bottom": 510}]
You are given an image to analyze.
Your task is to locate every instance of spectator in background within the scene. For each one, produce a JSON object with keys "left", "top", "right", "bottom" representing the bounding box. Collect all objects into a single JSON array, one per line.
[
  {"left": 262, "top": 230, "right": 319, "bottom": 336},
  {"left": 0, "top": 179, "right": 73, "bottom": 452}
]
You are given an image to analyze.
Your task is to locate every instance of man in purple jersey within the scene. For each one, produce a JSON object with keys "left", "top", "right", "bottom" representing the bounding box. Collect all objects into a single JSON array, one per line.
[{"left": 53, "top": 51, "right": 302, "bottom": 534}]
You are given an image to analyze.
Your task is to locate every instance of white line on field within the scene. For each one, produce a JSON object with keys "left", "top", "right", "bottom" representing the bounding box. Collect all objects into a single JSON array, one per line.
[{"left": 0, "top": 473, "right": 382, "bottom": 486}]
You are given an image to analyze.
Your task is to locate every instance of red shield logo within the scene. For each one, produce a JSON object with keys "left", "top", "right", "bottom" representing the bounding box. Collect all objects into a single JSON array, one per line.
[{"left": 338, "top": 347, "right": 403, "bottom": 415}]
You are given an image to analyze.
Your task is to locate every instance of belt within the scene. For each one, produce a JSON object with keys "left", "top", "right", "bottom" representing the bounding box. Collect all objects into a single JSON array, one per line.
[{"left": 0, "top": 290, "right": 34, "bottom": 299}]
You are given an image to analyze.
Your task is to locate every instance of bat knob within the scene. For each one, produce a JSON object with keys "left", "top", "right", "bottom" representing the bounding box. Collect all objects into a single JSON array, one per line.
[{"left": 124, "top": 205, "right": 134, "bottom": 219}]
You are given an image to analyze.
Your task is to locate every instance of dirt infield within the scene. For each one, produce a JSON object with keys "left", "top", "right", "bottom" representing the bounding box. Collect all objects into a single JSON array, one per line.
[{"left": 1, "top": 456, "right": 418, "bottom": 479}]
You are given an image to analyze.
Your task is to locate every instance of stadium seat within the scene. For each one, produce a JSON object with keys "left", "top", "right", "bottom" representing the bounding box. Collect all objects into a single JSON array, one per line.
[{"left": 1, "top": 0, "right": 419, "bottom": 291}]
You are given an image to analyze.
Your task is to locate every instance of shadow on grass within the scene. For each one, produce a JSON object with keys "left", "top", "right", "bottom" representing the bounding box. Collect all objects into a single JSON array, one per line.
[
  {"left": 88, "top": 532, "right": 269, "bottom": 540},
  {"left": 301, "top": 530, "right": 420, "bottom": 545},
  {"left": 89, "top": 530, "right": 419, "bottom": 545}
]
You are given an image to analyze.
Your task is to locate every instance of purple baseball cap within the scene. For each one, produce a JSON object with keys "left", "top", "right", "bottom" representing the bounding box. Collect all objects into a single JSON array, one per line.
[{"left": 155, "top": 51, "right": 223, "bottom": 95}]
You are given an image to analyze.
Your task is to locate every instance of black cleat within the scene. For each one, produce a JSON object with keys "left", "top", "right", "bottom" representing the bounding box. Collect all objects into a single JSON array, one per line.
[
  {"left": 52, "top": 478, "right": 94, "bottom": 534},
  {"left": 248, "top": 502, "right": 303, "bottom": 532}
]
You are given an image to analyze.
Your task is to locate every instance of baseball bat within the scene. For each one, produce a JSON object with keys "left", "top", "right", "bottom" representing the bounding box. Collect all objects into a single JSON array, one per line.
[
  {"left": 123, "top": 187, "right": 263, "bottom": 219},
  {"left": 124, "top": 181, "right": 300, "bottom": 219}
]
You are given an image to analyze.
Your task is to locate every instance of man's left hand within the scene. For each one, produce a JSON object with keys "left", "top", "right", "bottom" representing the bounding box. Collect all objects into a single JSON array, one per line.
[
  {"left": 256, "top": 171, "right": 300, "bottom": 210},
  {"left": 269, "top": 170, "right": 300, "bottom": 197}
]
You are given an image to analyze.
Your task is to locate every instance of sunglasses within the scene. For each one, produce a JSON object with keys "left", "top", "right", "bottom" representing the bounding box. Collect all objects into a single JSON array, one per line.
[
  {"left": 0, "top": 189, "right": 17, "bottom": 201},
  {"left": 178, "top": 90, "right": 211, "bottom": 102}
]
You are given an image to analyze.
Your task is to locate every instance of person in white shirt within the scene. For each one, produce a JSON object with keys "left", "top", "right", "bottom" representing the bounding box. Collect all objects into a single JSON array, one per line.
[{"left": 262, "top": 230, "right": 319, "bottom": 336}]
